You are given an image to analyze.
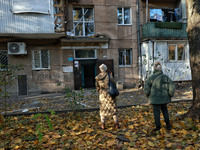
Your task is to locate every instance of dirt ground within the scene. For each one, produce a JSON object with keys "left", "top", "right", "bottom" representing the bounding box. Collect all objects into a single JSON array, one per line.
[{"left": 0, "top": 82, "right": 193, "bottom": 113}]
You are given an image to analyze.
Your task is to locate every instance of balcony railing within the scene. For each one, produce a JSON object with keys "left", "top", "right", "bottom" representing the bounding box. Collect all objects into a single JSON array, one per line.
[{"left": 141, "top": 22, "right": 188, "bottom": 39}]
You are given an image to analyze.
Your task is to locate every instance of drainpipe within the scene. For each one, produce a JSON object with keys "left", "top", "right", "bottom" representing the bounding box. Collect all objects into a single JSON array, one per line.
[
  {"left": 146, "top": 0, "right": 148, "bottom": 23},
  {"left": 65, "top": 0, "right": 69, "bottom": 34},
  {"left": 137, "top": 0, "right": 142, "bottom": 86}
]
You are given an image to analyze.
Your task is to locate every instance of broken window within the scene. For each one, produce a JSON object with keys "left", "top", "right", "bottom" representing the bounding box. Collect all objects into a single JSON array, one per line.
[
  {"left": 168, "top": 43, "right": 186, "bottom": 61},
  {"left": 32, "top": 50, "right": 50, "bottom": 70},
  {"left": 150, "top": 8, "right": 182, "bottom": 22},
  {"left": 0, "top": 51, "right": 8, "bottom": 70},
  {"left": 119, "top": 49, "right": 132, "bottom": 66},
  {"left": 54, "top": 0, "right": 64, "bottom": 31},
  {"left": 73, "top": 7, "right": 94, "bottom": 36},
  {"left": 12, "top": 0, "right": 50, "bottom": 14},
  {"left": 118, "top": 7, "right": 131, "bottom": 25},
  {"left": 74, "top": 49, "right": 96, "bottom": 59}
]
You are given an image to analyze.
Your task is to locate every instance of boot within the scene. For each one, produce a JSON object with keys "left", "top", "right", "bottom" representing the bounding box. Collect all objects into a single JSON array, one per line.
[
  {"left": 101, "top": 123, "right": 105, "bottom": 130},
  {"left": 115, "top": 122, "right": 119, "bottom": 129}
]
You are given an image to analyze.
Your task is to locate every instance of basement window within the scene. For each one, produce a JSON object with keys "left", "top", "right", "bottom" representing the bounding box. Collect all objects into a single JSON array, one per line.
[
  {"left": 12, "top": 0, "right": 50, "bottom": 14},
  {"left": 0, "top": 51, "right": 8, "bottom": 70},
  {"left": 168, "top": 43, "right": 186, "bottom": 62},
  {"left": 119, "top": 49, "right": 132, "bottom": 66},
  {"left": 73, "top": 7, "right": 95, "bottom": 36},
  {"left": 118, "top": 7, "right": 131, "bottom": 25},
  {"left": 32, "top": 50, "right": 50, "bottom": 70}
]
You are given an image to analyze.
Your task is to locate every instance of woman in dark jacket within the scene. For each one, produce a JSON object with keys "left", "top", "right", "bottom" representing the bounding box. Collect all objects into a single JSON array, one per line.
[
  {"left": 95, "top": 64, "right": 119, "bottom": 129},
  {"left": 144, "top": 62, "right": 175, "bottom": 132}
]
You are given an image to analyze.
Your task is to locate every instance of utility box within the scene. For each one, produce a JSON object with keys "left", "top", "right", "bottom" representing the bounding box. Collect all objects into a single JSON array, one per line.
[{"left": 116, "top": 81, "right": 123, "bottom": 91}]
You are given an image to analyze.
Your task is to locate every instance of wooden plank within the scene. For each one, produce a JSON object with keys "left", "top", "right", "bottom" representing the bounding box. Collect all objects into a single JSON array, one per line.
[
  {"left": 53, "top": 4, "right": 63, "bottom": 7},
  {"left": 54, "top": 14, "right": 64, "bottom": 16}
]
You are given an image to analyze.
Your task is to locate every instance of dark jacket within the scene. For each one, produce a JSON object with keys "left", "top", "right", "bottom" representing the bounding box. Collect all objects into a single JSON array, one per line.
[{"left": 144, "top": 70, "right": 175, "bottom": 104}]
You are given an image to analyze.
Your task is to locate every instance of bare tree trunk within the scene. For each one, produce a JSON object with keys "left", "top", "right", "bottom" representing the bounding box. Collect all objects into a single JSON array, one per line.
[{"left": 186, "top": 0, "right": 200, "bottom": 120}]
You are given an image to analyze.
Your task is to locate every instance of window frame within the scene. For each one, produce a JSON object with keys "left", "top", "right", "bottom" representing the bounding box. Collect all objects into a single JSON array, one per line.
[
  {"left": 32, "top": 50, "right": 50, "bottom": 70},
  {"left": 167, "top": 43, "right": 186, "bottom": 62},
  {"left": 74, "top": 49, "right": 97, "bottom": 60},
  {"left": 0, "top": 50, "right": 8, "bottom": 70},
  {"left": 73, "top": 7, "right": 95, "bottom": 37},
  {"left": 117, "top": 7, "right": 132, "bottom": 25},
  {"left": 118, "top": 48, "right": 132, "bottom": 67}
]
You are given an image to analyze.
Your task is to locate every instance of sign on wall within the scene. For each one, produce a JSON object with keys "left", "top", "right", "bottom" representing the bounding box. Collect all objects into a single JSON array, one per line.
[{"left": 63, "top": 66, "right": 73, "bottom": 73}]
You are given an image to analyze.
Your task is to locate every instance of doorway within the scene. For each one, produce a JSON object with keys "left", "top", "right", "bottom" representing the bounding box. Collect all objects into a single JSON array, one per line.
[
  {"left": 18, "top": 75, "right": 27, "bottom": 95},
  {"left": 74, "top": 59, "right": 114, "bottom": 90},
  {"left": 82, "top": 62, "right": 96, "bottom": 88}
]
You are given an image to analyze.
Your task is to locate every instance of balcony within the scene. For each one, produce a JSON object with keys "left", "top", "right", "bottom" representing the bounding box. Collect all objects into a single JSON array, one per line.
[{"left": 141, "top": 22, "right": 188, "bottom": 40}]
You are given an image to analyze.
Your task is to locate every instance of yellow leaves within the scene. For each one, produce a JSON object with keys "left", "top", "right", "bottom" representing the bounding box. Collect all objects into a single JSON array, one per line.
[
  {"left": 14, "top": 145, "right": 20, "bottom": 149},
  {"left": 128, "top": 125, "right": 134, "bottom": 130},
  {"left": 148, "top": 141, "right": 155, "bottom": 147},
  {"left": 52, "top": 133, "right": 61, "bottom": 139},
  {"left": 1, "top": 101, "right": 199, "bottom": 149},
  {"left": 185, "top": 145, "right": 195, "bottom": 150},
  {"left": 180, "top": 129, "right": 188, "bottom": 135},
  {"left": 166, "top": 142, "right": 173, "bottom": 148},
  {"left": 106, "top": 139, "right": 116, "bottom": 147},
  {"left": 0, "top": 113, "right": 4, "bottom": 124},
  {"left": 70, "top": 128, "right": 94, "bottom": 136},
  {"left": 14, "top": 138, "right": 22, "bottom": 144},
  {"left": 72, "top": 124, "right": 80, "bottom": 131},
  {"left": 125, "top": 132, "right": 131, "bottom": 137}
]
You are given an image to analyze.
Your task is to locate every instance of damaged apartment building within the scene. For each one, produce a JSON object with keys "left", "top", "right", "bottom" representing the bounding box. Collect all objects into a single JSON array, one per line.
[{"left": 0, "top": 0, "right": 190, "bottom": 95}]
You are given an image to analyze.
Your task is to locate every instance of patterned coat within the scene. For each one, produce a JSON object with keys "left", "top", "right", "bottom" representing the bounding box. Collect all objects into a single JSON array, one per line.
[{"left": 95, "top": 72, "right": 117, "bottom": 117}]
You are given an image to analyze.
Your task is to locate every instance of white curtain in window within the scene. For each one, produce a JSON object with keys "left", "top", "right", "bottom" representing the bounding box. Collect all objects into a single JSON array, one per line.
[{"left": 12, "top": 0, "right": 50, "bottom": 14}]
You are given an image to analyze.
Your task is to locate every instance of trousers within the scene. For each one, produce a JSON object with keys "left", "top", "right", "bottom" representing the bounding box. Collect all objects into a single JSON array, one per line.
[{"left": 152, "top": 104, "right": 170, "bottom": 129}]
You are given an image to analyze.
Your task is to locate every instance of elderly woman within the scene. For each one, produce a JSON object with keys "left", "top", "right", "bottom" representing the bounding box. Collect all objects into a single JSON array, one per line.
[
  {"left": 144, "top": 62, "right": 175, "bottom": 132},
  {"left": 95, "top": 64, "right": 119, "bottom": 129}
]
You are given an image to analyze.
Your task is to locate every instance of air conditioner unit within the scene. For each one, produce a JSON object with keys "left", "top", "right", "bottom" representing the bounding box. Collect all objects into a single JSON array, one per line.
[{"left": 8, "top": 42, "right": 27, "bottom": 55}]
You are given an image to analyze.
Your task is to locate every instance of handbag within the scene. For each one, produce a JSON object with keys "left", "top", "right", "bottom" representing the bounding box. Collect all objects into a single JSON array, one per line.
[{"left": 108, "top": 73, "right": 119, "bottom": 98}]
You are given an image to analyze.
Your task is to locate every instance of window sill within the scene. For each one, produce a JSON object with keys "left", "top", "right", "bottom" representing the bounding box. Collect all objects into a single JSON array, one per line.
[
  {"left": 118, "top": 24, "right": 132, "bottom": 26},
  {"left": 119, "top": 65, "right": 132, "bottom": 68},
  {"left": 166, "top": 60, "right": 187, "bottom": 63},
  {"left": 32, "top": 68, "right": 50, "bottom": 71}
]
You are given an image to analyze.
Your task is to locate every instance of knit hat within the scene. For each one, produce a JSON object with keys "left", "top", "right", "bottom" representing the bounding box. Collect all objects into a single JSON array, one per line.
[{"left": 99, "top": 64, "right": 107, "bottom": 72}]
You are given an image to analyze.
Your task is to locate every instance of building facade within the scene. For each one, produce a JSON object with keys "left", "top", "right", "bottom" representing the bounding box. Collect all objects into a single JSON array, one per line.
[
  {"left": 140, "top": 0, "right": 191, "bottom": 81},
  {"left": 0, "top": 0, "right": 190, "bottom": 95},
  {"left": 0, "top": 0, "right": 140, "bottom": 95}
]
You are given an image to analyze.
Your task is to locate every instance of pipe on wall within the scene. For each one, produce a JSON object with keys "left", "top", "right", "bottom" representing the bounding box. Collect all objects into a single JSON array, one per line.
[{"left": 137, "top": 0, "right": 142, "bottom": 86}]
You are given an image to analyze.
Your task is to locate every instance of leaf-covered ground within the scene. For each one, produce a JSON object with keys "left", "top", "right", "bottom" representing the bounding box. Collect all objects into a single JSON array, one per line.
[
  {"left": 1, "top": 101, "right": 200, "bottom": 149},
  {"left": 0, "top": 82, "right": 193, "bottom": 112}
]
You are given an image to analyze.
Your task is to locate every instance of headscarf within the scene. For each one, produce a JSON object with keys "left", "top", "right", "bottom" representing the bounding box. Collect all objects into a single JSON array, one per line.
[{"left": 99, "top": 64, "right": 107, "bottom": 72}]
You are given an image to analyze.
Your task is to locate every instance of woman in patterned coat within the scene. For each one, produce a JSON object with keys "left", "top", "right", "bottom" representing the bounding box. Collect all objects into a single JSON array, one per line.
[{"left": 95, "top": 64, "right": 119, "bottom": 129}]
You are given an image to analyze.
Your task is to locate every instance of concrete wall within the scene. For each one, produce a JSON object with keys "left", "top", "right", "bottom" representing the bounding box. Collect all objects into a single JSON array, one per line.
[
  {"left": 0, "top": 0, "right": 54, "bottom": 33},
  {"left": 0, "top": 41, "right": 67, "bottom": 95},
  {"left": 141, "top": 41, "right": 192, "bottom": 81},
  {"left": 67, "top": 0, "right": 139, "bottom": 88}
]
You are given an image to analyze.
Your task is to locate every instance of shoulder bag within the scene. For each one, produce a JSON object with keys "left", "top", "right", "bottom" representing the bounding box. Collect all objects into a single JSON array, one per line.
[{"left": 108, "top": 73, "right": 119, "bottom": 98}]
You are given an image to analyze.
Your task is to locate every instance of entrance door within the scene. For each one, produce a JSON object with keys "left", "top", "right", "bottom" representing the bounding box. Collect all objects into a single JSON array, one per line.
[
  {"left": 74, "top": 60, "right": 82, "bottom": 90},
  {"left": 74, "top": 59, "right": 114, "bottom": 90},
  {"left": 18, "top": 75, "right": 27, "bottom": 95},
  {"left": 82, "top": 63, "right": 96, "bottom": 88},
  {"left": 74, "top": 60, "right": 96, "bottom": 89}
]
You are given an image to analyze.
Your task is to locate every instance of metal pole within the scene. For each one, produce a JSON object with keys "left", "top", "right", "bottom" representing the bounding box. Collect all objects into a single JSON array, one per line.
[
  {"left": 146, "top": 0, "right": 148, "bottom": 22},
  {"left": 137, "top": 0, "right": 142, "bottom": 86}
]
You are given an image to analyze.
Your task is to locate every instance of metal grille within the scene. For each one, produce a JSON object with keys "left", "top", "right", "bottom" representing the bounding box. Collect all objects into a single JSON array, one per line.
[
  {"left": 0, "top": 50, "right": 8, "bottom": 69},
  {"left": 33, "top": 50, "right": 49, "bottom": 69},
  {"left": 41, "top": 50, "right": 49, "bottom": 68}
]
